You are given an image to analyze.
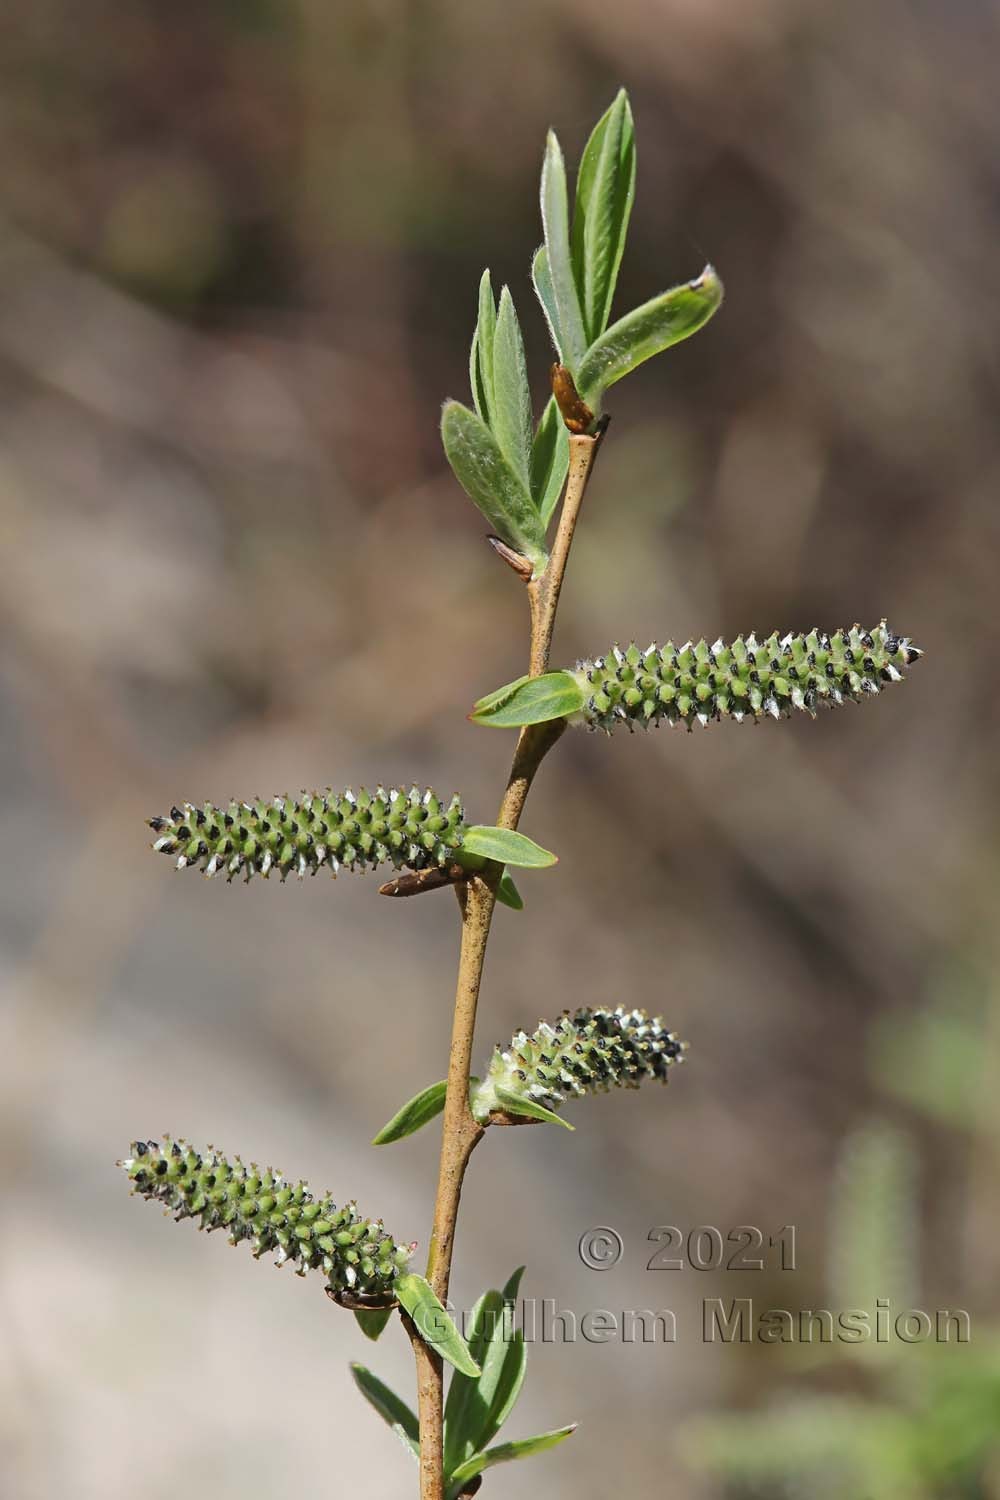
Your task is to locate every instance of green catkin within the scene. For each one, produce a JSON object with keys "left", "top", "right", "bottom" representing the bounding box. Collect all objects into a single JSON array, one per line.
[
  {"left": 571, "top": 622, "right": 921, "bottom": 733},
  {"left": 472, "top": 1006, "right": 687, "bottom": 1119},
  {"left": 120, "top": 1138, "right": 413, "bottom": 1301},
  {"left": 147, "top": 785, "right": 467, "bottom": 883}
]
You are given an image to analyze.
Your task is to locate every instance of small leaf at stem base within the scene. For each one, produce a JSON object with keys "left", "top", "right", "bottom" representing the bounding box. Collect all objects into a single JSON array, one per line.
[{"left": 460, "top": 826, "right": 557, "bottom": 869}]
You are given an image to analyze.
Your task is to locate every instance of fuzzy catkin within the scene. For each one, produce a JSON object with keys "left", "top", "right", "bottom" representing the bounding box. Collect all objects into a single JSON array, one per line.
[
  {"left": 120, "top": 1138, "right": 412, "bottom": 1300},
  {"left": 474, "top": 1006, "right": 686, "bottom": 1118},
  {"left": 572, "top": 622, "right": 921, "bottom": 733},
  {"left": 148, "top": 785, "right": 467, "bottom": 883}
]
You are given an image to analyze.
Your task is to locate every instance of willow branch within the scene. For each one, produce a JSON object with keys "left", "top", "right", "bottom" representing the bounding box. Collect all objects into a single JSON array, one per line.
[{"left": 410, "top": 429, "right": 602, "bottom": 1500}]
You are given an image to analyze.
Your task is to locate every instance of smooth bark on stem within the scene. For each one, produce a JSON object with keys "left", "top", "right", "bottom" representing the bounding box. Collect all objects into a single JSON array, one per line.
[{"left": 412, "top": 431, "right": 602, "bottom": 1500}]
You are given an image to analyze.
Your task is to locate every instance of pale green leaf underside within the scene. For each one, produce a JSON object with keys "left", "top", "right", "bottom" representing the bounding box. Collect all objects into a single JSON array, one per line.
[
  {"left": 576, "top": 266, "right": 724, "bottom": 405},
  {"left": 460, "top": 825, "right": 557, "bottom": 869},
  {"left": 530, "top": 395, "right": 570, "bottom": 527},
  {"left": 540, "top": 131, "right": 587, "bottom": 372},
  {"left": 492, "top": 287, "right": 533, "bottom": 491},
  {"left": 471, "top": 671, "right": 585, "bottom": 727},
  {"left": 572, "top": 88, "right": 636, "bottom": 344},
  {"left": 448, "top": 1425, "right": 578, "bottom": 1490},
  {"left": 395, "top": 1274, "right": 481, "bottom": 1377},
  {"left": 531, "top": 243, "right": 562, "bottom": 358},
  {"left": 441, "top": 401, "right": 547, "bottom": 570},
  {"left": 372, "top": 1080, "right": 448, "bottom": 1145},
  {"left": 350, "top": 1363, "right": 420, "bottom": 1459}
]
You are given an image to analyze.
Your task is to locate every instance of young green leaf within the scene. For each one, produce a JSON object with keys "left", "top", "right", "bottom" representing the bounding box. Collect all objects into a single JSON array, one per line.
[
  {"left": 495, "top": 870, "right": 524, "bottom": 911},
  {"left": 571, "top": 88, "right": 636, "bottom": 343},
  {"left": 540, "top": 131, "right": 587, "bottom": 371},
  {"left": 354, "top": 1306, "right": 394, "bottom": 1341},
  {"left": 443, "top": 1288, "right": 505, "bottom": 1476},
  {"left": 459, "top": 826, "right": 557, "bottom": 869},
  {"left": 493, "top": 1087, "right": 575, "bottom": 1130},
  {"left": 464, "top": 1266, "right": 527, "bottom": 1454},
  {"left": 447, "top": 1426, "right": 578, "bottom": 1491},
  {"left": 470, "top": 673, "right": 532, "bottom": 717},
  {"left": 395, "top": 1274, "right": 482, "bottom": 1378},
  {"left": 373, "top": 1080, "right": 448, "bottom": 1145},
  {"left": 441, "top": 400, "right": 547, "bottom": 572},
  {"left": 350, "top": 1363, "right": 420, "bottom": 1460},
  {"left": 576, "top": 265, "right": 724, "bottom": 405},
  {"left": 530, "top": 395, "right": 570, "bottom": 527},
  {"left": 444, "top": 1268, "right": 528, "bottom": 1478},
  {"left": 470, "top": 671, "right": 585, "bottom": 728},
  {"left": 469, "top": 269, "right": 497, "bottom": 423},
  {"left": 491, "top": 288, "right": 533, "bottom": 491},
  {"left": 531, "top": 244, "right": 562, "bottom": 359}
]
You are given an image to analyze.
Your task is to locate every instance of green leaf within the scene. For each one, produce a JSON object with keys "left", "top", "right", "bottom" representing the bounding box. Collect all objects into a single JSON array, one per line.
[
  {"left": 576, "top": 266, "right": 724, "bottom": 405},
  {"left": 460, "top": 826, "right": 557, "bottom": 869},
  {"left": 540, "top": 132, "right": 587, "bottom": 371},
  {"left": 350, "top": 1363, "right": 420, "bottom": 1461},
  {"left": 448, "top": 1425, "right": 577, "bottom": 1490},
  {"left": 469, "top": 269, "right": 497, "bottom": 422},
  {"left": 441, "top": 401, "right": 547, "bottom": 571},
  {"left": 444, "top": 1288, "right": 505, "bottom": 1476},
  {"left": 530, "top": 395, "right": 570, "bottom": 527},
  {"left": 491, "top": 288, "right": 532, "bottom": 492},
  {"left": 493, "top": 1086, "right": 575, "bottom": 1130},
  {"left": 444, "top": 1269, "right": 529, "bottom": 1479},
  {"left": 373, "top": 1080, "right": 448, "bottom": 1145},
  {"left": 395, "top": 1275, "right": 482, "bottom": 1378},
  {"left": 495, "top": 870, "right": 524, "bottom": 911},
  {"left": 531, "top": 244, "right": 562, "bottom": 358},
  {"left": 571, "top": 88, "right": 636, "bottom": 343},
  {"left": 469, "top": 674, "right": 532, "bottom": 717},
  {"left": 471, "top": 671, "right": 585, "bottom": 728},
  {"left": 466, "top": 1267, "right": 527, "bottom": 1456},
  {"left": 354, "top": 1306, "right": 394, "bottom": 1341}
]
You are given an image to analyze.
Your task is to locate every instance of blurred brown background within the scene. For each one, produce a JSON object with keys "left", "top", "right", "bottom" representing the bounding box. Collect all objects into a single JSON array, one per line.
[{"left": 2, "top": 1, "right": 998, "bottom": 1496}]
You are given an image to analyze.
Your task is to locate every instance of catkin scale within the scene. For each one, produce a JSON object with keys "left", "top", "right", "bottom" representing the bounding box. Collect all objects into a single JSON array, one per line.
[
  {"left": 148, "top": 785, "right": 467, "bottom": 883},
  {"left": 572, "top": 622, "right": 921, "bottom": 733},
  {"left": 472, "top": 1006, "right": 686, "bottom": 1119},
  {"left": 120, "top": 1138, "right": 412, "bottom": 1301}
]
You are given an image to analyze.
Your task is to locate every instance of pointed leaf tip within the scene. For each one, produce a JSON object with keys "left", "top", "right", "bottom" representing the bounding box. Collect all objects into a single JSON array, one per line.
[
  {"left": 576, "top": 267, "right": 723, "bottom": 405},
  {"left": 373, "top": 1080, "right": 448, "bottom": 1145},
  {"left": 448, "top": 1424, "right": 578, "bottom": 1489},
  {"left": 395, "top": 1274, "right": 482, "bottom": 1377}
]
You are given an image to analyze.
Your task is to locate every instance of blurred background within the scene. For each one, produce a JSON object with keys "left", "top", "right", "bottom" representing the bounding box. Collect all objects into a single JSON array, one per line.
[{"left": 2, "top": 0, "right": 999, "bottom": 1495}]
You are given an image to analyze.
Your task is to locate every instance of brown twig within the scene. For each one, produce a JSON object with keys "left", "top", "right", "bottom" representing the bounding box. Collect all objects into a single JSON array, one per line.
[
  {"left": 411, "top": 428, "right": 602, "bottom": 1499},
  {"left": 378, "top": 864, "right": 469, "bottom": 898}
]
